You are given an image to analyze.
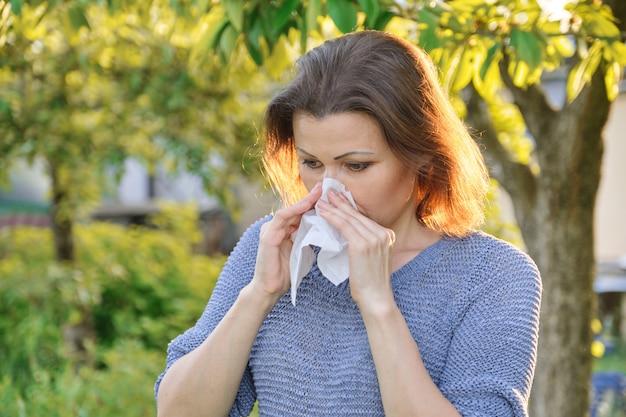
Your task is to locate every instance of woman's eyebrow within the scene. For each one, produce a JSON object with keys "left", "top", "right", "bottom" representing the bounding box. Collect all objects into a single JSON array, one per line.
[
  {"left": 333, "top": 151, "right": 375, "bottom": 160},
  {"left": 295, "top": 147, "right": 374, "bottom": 160},
  {"left": 295, "top": 147, "right": 316, "bottom": 158}
]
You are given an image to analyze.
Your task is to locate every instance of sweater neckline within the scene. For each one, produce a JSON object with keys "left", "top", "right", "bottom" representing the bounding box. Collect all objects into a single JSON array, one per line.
[{"left": 391, "top": 234, "right": 460, "bottom": 279}]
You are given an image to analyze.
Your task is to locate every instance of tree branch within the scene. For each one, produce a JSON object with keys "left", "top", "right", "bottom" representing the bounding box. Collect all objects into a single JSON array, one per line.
[
  {"left": 499, "top": 57, "right": 557, "bottom": 149},
  {"left": 465, "top": 87, "right": 538, "bottom": 220}
]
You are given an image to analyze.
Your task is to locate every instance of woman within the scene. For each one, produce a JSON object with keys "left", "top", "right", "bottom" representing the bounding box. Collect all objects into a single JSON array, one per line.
[{"left": 155, "top": 30, "right": 541, "bottom": 417}]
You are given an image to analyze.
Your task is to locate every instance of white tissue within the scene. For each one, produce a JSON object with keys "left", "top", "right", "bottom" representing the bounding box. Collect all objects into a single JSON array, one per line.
[{"left": 289, "top": 178, "right": 357, "bottom": 305}]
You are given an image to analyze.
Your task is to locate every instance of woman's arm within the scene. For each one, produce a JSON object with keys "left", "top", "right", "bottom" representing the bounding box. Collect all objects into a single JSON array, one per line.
[
  {"left": 358, "top": 240, "right": 541, "bottom": 417},
  {"left": 157, "top": 183, "right": 323, "bottom": 417},
  {"left": 317, "top": 191, "right": 460, "bottom": 417},
  {"left": 358, "top": 298, "right": 462, "bottom": 417},
  {"left": 156, "top": 283, "right": 279, "bottom": 417},
  {"left": 436, "top": 243, "right": 542, "bottom": 417}
]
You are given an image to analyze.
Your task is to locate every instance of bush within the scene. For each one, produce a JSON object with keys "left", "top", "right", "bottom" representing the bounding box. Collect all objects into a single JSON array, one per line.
[
  {"left": 0, "top": 340, "right": 164, "bottom": 416},
  {"left": 0, "top": 218, "right": 225, "bottom": 416}
]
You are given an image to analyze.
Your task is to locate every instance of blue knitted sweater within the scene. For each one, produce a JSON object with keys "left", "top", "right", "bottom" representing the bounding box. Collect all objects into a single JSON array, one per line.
[{"left": 155, "top": 217, "right": 542, "bottom": 417}]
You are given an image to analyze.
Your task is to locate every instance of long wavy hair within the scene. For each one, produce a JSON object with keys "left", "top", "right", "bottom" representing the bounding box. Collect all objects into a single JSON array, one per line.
[{"left": 262, "top": 30, "right": 489, "bottom": 237}]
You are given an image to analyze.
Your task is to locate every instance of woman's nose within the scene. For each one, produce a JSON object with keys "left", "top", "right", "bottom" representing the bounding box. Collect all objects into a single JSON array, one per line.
[{"left": 323, "top": 168, "right": 340, "bottom": 181}]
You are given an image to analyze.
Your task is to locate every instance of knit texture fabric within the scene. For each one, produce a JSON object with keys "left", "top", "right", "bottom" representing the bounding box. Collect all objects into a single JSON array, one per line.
[{"left": 155, "top": 216, "right": 542, "bottom": 417}]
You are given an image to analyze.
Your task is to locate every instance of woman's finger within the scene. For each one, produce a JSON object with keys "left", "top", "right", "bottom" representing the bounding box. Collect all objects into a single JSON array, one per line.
[
  {"left": 261, "top": 182, "right": 322, "bottom": 241},
  {"left": 276, "top": 182, "right": 322, "bottom": 223},
  {"left": 321, "top": 190, "right": 385, "bottom": 240}
]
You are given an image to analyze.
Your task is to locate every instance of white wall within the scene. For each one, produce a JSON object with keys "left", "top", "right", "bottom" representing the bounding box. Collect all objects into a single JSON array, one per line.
[{"left": 595, "top": 92, "right": 626, "bottom": 262}]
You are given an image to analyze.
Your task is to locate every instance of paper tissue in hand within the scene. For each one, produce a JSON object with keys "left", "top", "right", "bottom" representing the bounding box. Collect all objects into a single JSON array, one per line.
[{"left": 289, "top": 178, "right": 357, "bottom": 305}]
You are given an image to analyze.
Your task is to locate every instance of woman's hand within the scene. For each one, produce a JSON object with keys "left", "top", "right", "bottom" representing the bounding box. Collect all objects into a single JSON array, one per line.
[
  {"left": 250, "top": 182, "right": 323, "bottom": 303},
  {"left": 317, "top": 190, "right": 396, "bottom": 309},
  {"left": 158, "top": 186, "right": 323, "bottom": 417}
]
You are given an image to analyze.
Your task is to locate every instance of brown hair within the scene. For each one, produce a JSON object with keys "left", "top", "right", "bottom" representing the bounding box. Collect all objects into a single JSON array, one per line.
[{"left": 263, "top": 30, "right": 488, "bottom": 237}]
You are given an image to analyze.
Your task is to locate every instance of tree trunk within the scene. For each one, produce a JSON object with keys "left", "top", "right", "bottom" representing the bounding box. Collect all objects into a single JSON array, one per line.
[
  {"left": 49, "top": 162, "right": 75, "bottom": 264},
  {"left": 524, "top": 69, "right": 609, "bottom": 417},
  {"left": 524, "top": 130, "right": 601, "bottom": 416},
  {"left": 49, "top": 161, "right": 95, "bottom": 367},
  {"left": 466, "top": 64, "right": 611, "bottom": 416},
  {"left": 526, "top": 193, "right": 596, "bottom": 416}
]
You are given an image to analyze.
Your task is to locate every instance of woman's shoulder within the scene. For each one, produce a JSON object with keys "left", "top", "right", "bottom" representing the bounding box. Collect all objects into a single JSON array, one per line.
[
  {"left": 228, "top": 215, "right": 273, "bottom": 253},
  {"left": 442, "top": 230, "right": 541, "bottom": 288},
  {"left": 454, "top": 230, "right": 536, "bottom": 265}
]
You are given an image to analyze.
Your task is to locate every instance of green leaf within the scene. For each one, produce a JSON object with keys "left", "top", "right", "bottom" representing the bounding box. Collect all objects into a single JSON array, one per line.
[
  {"left": 189, "top": 7, "right": 228, "bottom": 66},
  {"left": 508, "top": 59, "right": 530, "bottom": 88},
  {"left": 245, "top": 12, "right": 264, "bottom": 65},
  {"left": 566, "top": 40, "right": 603, "bottom": 102},
  {"left": 579, "top": 4, "right": 621, "bottom": 39},
  {"left": 581, "top": 41, "right": 603, "bottom": 82},
  {"left": 551, "top": 35, "right": 575, "bottom": 59},
  {"left": 327, "top": 0, "right": 357, "bottom": 33},
  {"left": 271, "top": 0, "right": 299, "bottom": 36},
  {"left": 441, "top": 47, "right": 461, "bottom": 88},
  {"left": 204, "top": 11, "right": 229, "bottom": 51},
  {"left": 541, "top": 21, "right": 563, "bottom": 36},
  {"left": 480, "top": 40, "right": 501, "bottom": 80},
  {"left": 68, "top": 6, "right": 90, "bottom": 30},
  {"left": 307, "top": 0, "right": 322, "bottom": 34},
  {"left": 299, "top": 13, "right": 308, "bottom": 54},
  {"left": 220, "top": 24, "right": 239, "bottom": 62},
  {"left": 610, "top": 41, "right": 626, "bottom": 66},
  {"left": 470, "top": 38, "right": 488, "bottom": 75},
  {"left": 106, "top": 0, "right": 122, "bottom": 14},
  {"left": 357, "top": 0, "right": 380, "bottom": 28},
  {"left": 604, "top": 61, "right": 620, "bottom": 102},
  {"left": 257, "top": 3, "right": 276, "bottom": 48},
  {"left": 196, "top": 0, "right": 211, "bottom": 12},
  {"left": 474, "top": 52, "right": 501, "bottom": 99},
  {"left": 449, "top": 46, "right": 475, "bottom": 93},
  {"left": 373, "top": 10, "right": 394, "bottom": 31},
  {"left": 416, "top": 8, "right": 441, "bottom": 51},
  {"left": 510, "top": 28, "right": 542, "bottom": 69},
  {"left": 224, "top": 0, "right": 244, "bottom": 32},
  {"left": 9, "top": 0, "right": 22, "bottom": 16},
  {"left": 0, "top": 99, "right": 13, "bottom": 128}
]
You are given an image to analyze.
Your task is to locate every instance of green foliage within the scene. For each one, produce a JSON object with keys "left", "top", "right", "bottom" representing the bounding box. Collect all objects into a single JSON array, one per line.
[
  {"left": 182, "top": 1, "right": 624, "bottom": 210},
  {"left": 595, "top": 340, "right": 626, "bottom": 375},
  {"left": 0, "top": 216, "right": 225, "bottom": 414},
  {"left": 192, "top": 0, "right": 396, "bottom": 65},
  {"left": 197, "top": 0, "right": 624, "bottom": 103},
  {"left": 564, "top": 2, "right": 626, "bottom": 101},
  {"left": 482, "top": 179, "right": 524, "bottom": 248},
  {"left": 400, "top": 0, "right": 626, "bottom": 102},
  {"left": 0, "top": 340, "right": 164, "bottom": 417},
  {"left": 0, "top": 0, "right": 271, "bottom": 222}
]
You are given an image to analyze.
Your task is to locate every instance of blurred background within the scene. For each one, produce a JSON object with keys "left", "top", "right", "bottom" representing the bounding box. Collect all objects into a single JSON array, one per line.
[{"left": 0, "top": 1, "right": 625, "bottom": 416}]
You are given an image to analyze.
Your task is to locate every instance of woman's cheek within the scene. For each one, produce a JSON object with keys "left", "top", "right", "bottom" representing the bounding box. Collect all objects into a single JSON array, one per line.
[{"left": 298, "top": 172, "right": 317, "bottom": 192}]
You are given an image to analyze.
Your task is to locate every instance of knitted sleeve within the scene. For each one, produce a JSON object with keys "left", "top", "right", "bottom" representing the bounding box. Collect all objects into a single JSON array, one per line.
[
  {"left": 154, "top": 217, "right": 268, "bottom": 416},
  {"left": 439, "top": 239, "right": 542, "bottom": 417}
]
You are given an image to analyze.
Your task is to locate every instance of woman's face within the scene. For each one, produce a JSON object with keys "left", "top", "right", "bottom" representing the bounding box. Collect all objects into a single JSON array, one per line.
[{"left": 294, "top": 111, "right": 418, "bottom": 230}]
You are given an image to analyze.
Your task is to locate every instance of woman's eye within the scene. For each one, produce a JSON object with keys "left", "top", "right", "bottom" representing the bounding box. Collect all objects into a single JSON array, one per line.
[
  {"left": 346, "top": 162, "right": 371, "bottom": 172},
  {"left": 302, "top": 159, "right": 322, "bottom": 169}
]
